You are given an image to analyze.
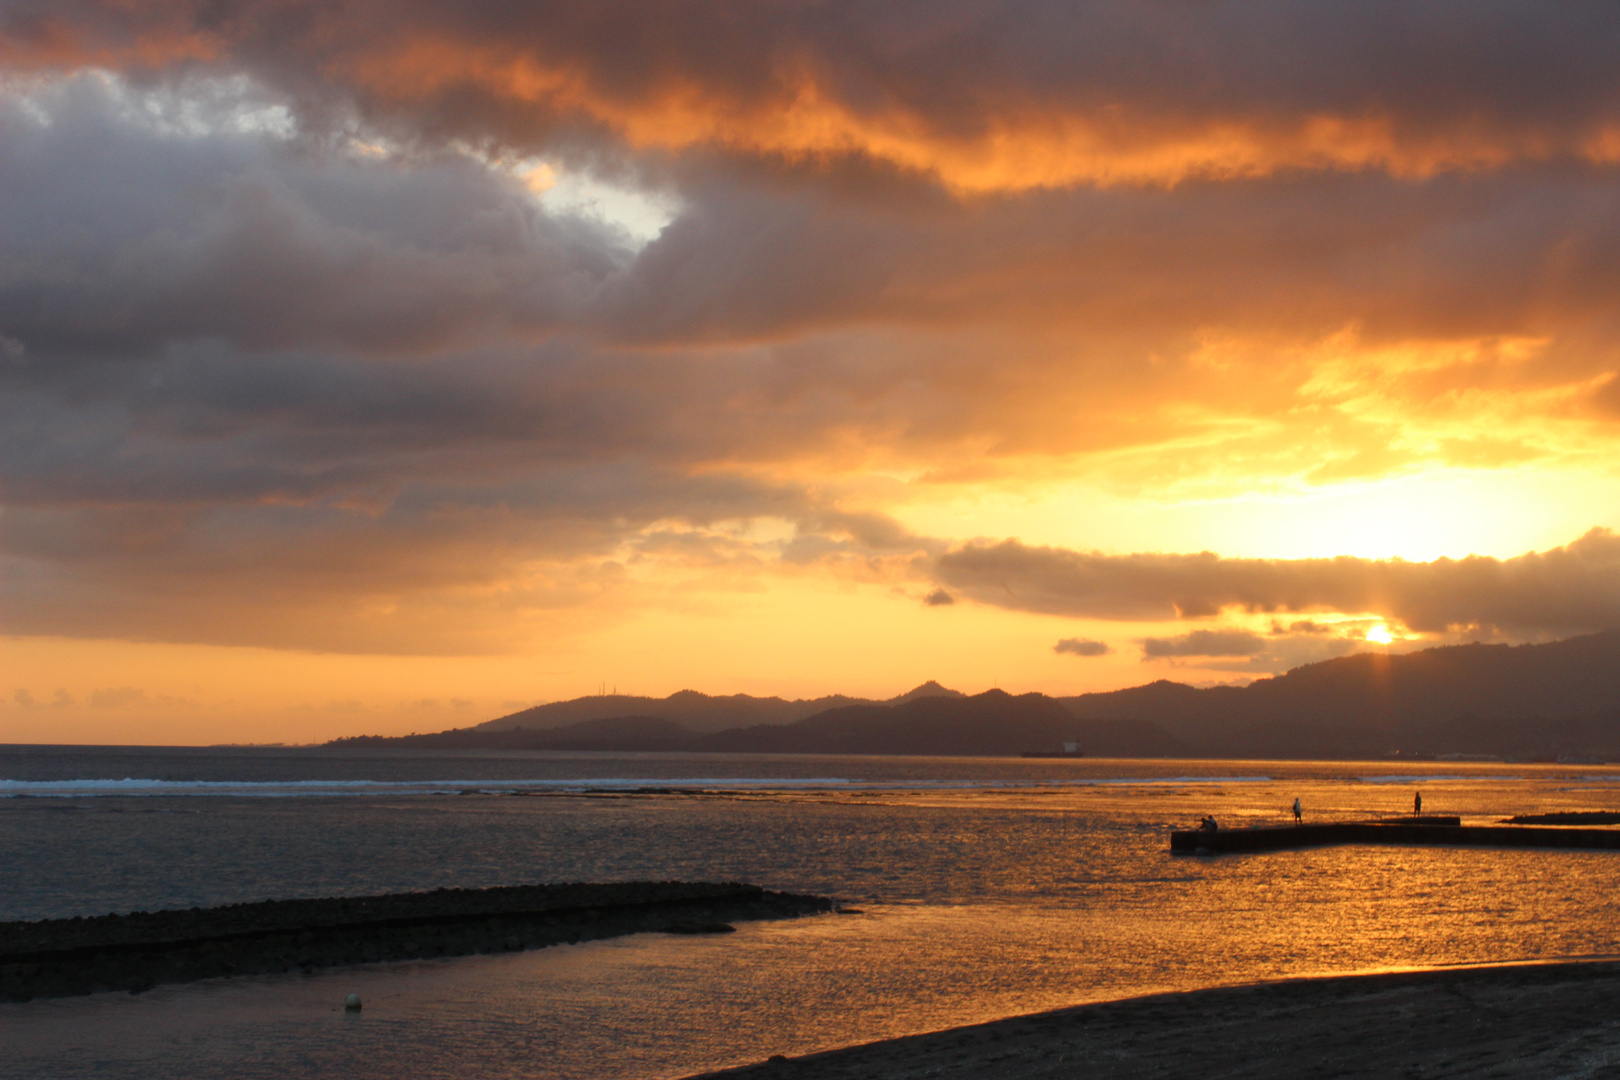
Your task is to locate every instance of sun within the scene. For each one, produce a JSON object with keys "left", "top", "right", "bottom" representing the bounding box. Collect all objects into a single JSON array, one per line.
[{"left": 1365, "top": 625, "right": 1393, "bottom": 644}]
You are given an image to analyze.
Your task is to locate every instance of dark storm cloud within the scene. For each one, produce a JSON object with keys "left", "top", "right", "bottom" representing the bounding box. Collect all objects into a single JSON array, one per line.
[{"left": 935, "top": 529, "right": 1620, "bottom": 635}]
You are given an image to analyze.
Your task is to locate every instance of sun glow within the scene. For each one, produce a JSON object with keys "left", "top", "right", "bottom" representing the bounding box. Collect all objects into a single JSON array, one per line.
[{"left": 1365, "top": 625, "right": 1393, "bottom": 644}]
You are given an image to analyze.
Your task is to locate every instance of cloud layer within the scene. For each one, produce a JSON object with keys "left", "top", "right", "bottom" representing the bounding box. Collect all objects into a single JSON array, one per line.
[
  {"left": 935, "top": 529, "right": 1620, "bottom": 636},
  {"left": 14, "top": 1, "right": 1620, "bottom": 190},
  {"left": 2, "top": 3, "right": 1619, "bottom": 661},
  {"left": 1053, "top": 637, "right": 1111, "bottom": 657}
]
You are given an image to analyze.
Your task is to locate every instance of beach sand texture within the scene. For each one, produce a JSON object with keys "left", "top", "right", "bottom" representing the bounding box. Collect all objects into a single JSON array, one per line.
[{"left": 691, "top": 961, "right": 1620, "bottom": 1079}]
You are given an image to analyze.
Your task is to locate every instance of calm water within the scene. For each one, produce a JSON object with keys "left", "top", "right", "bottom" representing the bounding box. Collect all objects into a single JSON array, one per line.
[{"left": 5, "top": 747, "right": 1620, "bottom": 1078}]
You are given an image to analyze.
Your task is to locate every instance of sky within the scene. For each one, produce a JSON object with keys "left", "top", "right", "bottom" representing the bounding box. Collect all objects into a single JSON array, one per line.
[{"left": 4, "top": 1, "right": 1620, "bottom": 744}]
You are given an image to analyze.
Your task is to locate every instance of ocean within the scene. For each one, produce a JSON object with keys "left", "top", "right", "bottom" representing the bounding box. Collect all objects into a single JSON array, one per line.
[{"left": 5, "top": 746, "right": 1620, "bottom": 1079}]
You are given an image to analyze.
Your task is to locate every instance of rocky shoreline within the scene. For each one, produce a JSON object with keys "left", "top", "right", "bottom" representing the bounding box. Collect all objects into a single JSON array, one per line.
[{"left": 0, "top": 881, "right": 833, "bottom": 1002}]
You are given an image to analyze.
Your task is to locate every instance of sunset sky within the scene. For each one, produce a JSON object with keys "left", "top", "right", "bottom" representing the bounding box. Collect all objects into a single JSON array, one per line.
[{"left": 4, "top": 1, "right": 1620, "bottom": 744}]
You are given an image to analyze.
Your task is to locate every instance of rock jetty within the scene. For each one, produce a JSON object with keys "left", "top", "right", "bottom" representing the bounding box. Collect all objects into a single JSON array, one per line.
[{"left": 0, "top": 880, "right": 833, "bottom": 1002}]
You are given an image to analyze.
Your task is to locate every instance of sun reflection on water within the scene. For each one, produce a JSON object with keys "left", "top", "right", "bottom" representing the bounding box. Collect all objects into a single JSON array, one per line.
[{"left": 5, "top": 758, "right": 1620, "bottom": 1078}]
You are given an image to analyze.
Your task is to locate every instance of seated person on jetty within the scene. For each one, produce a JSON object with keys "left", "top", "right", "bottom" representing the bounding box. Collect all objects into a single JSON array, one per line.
[{"left": 1199, "top": 816, "right": 1220, "bottom": 832}]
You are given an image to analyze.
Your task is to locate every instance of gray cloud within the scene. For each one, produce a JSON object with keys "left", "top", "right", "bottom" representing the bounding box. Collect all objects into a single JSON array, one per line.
[
  {"left": 89, "top": 686, "right": 145, "bottom": 708},
  {"left": 1054, "top": 637, "right": 1110, "bottom": 656},
  {"left": 0, "top": 77, "right": 625, "bottom": 362},
  {"left": 1139, "top": 630, "right": 1373, "bottom": 674},
  {"left": 1140, "top": 630, "right": 1266, "bottom": 658},
  {"left": 9, "top": 688, "right": 76, "bottom": 709},
  {"left": 0, "top": 464, "right": 822, "bottom": 653},
  {"left": 936, "top": 529, "right": 1620, "bottom": 636}
]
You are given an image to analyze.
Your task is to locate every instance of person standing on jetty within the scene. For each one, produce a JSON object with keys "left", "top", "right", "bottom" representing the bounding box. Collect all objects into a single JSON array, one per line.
[
  {"left": 1293, "top": 797, "right": 1302, "bottom": 824},
  {"left": 1414, "top": 791, "right": 1422, "bottom": 816}
]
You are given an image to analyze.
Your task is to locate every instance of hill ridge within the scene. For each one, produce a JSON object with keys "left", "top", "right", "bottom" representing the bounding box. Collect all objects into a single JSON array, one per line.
[
  {"left": 329, "top": 630, "right": 1620, "bottom": 759},
  {"left": 476, "top": 680, "right": 966, "bottom": 734}
]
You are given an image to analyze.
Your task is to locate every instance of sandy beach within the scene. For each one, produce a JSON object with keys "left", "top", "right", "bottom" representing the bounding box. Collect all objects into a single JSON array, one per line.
[{"left": 690, "top": 961, "right": 1620, "bottom": 1079}]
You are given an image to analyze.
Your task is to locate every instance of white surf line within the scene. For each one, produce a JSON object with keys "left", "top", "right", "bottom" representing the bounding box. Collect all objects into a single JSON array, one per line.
[{"left": 0, "top": 774, "right": 1281, "bottom": 797}]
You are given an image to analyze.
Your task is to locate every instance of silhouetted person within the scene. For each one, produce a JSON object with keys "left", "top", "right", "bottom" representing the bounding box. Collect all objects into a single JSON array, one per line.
[
  {"left": 1414, "top": 791, "right": 1422, "bottom": 816},
  {"left": 1293, "top": 797, "right": 1302, "bottom": 824},
  {"left": 1199, "top": 815, "right": 1219, "bottom": 832}
]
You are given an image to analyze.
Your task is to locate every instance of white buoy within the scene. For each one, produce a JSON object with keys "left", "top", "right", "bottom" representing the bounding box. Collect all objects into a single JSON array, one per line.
[{"left": 344, "top": 993, "right": 362, "bottom": 1012}]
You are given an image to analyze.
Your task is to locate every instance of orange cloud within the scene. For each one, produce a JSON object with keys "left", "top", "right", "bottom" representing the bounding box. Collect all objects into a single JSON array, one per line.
[
  {"left": 12, "top": 1, "right": 1620, "bottom": 193},
  {"left": 341, "top": 35, "right": 1554, "bottom": 192},
  {"left": 0, "top": 12, "right": 217, "bottom": 71}
]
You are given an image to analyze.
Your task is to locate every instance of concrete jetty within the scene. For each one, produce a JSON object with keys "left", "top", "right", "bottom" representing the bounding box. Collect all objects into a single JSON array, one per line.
[
  {"left": 0, "top": 881, "right": 834, "bottom": 1002},
  {"left": 1170, "top": 817, "right": 1620, "bottom": 854}
]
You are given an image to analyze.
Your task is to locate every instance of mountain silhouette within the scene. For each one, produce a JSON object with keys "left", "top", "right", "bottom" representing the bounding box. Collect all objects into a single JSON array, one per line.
[
  {"left": 475, "top": 682, "right": 964, "bottom": 734},
  {"left": 691, "top": 690, "right": 1075, "bottom": 755},
  {"left": 1062, "top": 629, "right": 1620, "bottom": 758},
  {"left": 346, "top": 690, "right": 1086, "bottom": 756},
  {"left": 349, "top": 715, "right": 693, "bottom": 752},
  {"left": 886, "top": 680, "right": 967, "bottom": 705},
  {"left": 328, "top": 632, "right": 1620, "bottom": 758}
]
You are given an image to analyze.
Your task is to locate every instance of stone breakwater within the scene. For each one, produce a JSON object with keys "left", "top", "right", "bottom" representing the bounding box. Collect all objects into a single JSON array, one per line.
[{"left": 0, "top": 881, "right": 834, "bottom": 1002}]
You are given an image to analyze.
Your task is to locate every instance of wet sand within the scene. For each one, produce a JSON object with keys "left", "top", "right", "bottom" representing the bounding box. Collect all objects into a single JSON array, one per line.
[{"left": 691, "top": 960, "right": 1620, "bottom": 1079}]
